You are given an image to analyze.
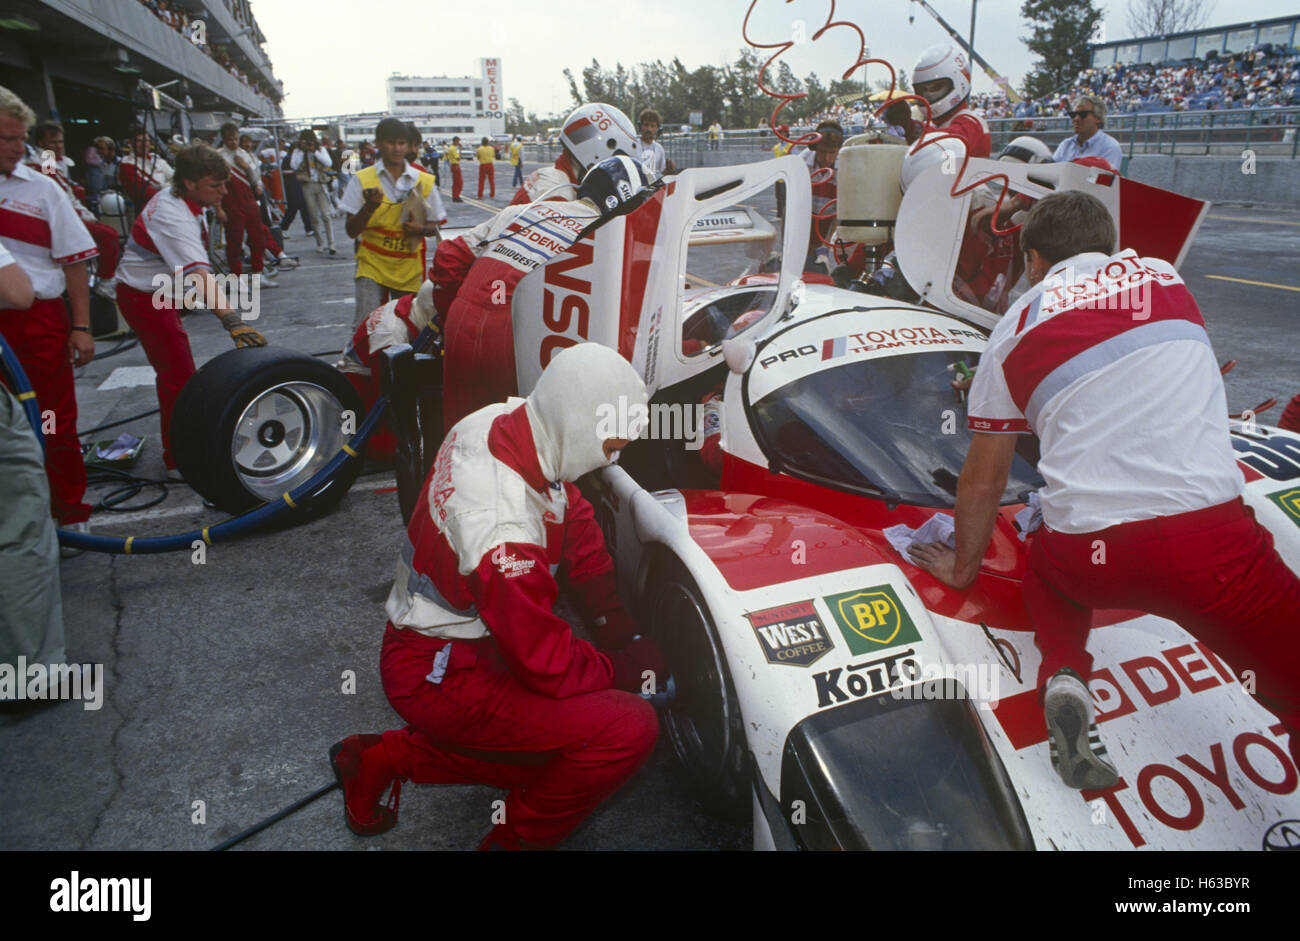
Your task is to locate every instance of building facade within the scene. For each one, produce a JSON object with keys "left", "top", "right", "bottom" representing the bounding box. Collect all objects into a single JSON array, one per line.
[
  {"left": 1091, "top": 14, "right": 1298, "bottom": 67},
  {"left": 377, "top": 58, "right": 505, "bottom": 145}
]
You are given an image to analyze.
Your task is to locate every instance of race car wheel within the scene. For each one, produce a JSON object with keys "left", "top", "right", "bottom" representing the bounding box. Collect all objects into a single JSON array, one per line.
[
  {"left": 170, "top": 346, "right": 363, "bottom": 516},
  {"left": 648, "top": 561, "right": 750, "bottom": 819}
]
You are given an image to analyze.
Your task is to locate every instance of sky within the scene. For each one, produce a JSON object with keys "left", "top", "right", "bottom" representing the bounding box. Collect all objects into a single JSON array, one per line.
[{"left": 252, "top": 0, "right": 1300, "bottom": 120}]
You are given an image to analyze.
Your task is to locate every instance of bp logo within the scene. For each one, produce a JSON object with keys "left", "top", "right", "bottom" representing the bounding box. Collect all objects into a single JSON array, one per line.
[
  {"left": 823, "top": 585, "right": 921, "bottom": 656},
  {"left": 1266, "top": 487, "right": 1300, "bottom": 529}
]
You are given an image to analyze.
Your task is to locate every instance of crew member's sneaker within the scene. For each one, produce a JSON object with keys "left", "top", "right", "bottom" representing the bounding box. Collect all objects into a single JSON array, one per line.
[
  {"left": 93, "top": 277, "right": 117, "bottom": 300},
  {"left": 275, "top": 253, "right": 299, "bottom": 269},
  {"left": 329, "top": 734, "right": 401, "bottom": 836},
  {"left": 1043, "top": 669, "right": 1119, "bottom": 789}
]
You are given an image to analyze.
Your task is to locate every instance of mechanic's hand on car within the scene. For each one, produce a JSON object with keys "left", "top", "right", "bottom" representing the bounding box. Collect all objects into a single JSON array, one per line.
[
  {"left": 607, "top": 636, "right": 666, "bottom": 695},
  {"left": 908, "top": 542, "right": 966, "bottom": 588}
]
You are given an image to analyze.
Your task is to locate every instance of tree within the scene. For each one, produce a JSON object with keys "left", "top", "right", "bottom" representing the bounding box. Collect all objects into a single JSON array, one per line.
[
  {"left": 1021, "top": 0, "right": 1105, "bottom": 100},
  {"left": 1126, "top": 0, "right": 1215, "bottom": 38}
]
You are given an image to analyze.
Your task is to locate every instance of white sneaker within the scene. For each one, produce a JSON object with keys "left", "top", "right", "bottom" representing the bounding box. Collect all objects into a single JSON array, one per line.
[
  {"left": 259, "top": 275, "right": 280, "bottom": 289},
  {"left": 316, "top": 245, "right": 328, "bottom": 254},
  {"left": 276, "top": 254, "right": 299, "bottom": 269},
  {"left": 93, "top": 278, "right": 117, "bottom": 300},
  {"left": 1043, "top": 669, "right": 1119, "bottom": 789}
]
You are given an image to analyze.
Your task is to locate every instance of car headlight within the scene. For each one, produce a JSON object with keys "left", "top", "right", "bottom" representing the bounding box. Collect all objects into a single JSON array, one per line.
[{"left": 780, "top": 687, "right": 1034, "bottom": 850}]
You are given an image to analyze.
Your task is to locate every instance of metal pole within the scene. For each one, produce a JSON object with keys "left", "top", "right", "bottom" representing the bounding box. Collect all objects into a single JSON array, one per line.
[{"left": 969, "top": 1, "right": 977, "bottom": 61}]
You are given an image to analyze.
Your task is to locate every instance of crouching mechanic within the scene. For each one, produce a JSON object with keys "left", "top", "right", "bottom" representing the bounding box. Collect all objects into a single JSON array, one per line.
[
  {"left": 909, "top": 191, "right": 1300, "bottom": 787},
  {"left": 332, "top": 343, "right": 665, "bottom": 850}
]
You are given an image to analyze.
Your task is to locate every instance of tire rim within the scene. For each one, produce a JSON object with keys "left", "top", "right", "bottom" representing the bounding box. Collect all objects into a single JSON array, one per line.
[
  {"left": 655, "top": 578, "right": 736, "bottom": 784},
  {"left": 230, "top": 381, "right": 349, "bottom": 502}
]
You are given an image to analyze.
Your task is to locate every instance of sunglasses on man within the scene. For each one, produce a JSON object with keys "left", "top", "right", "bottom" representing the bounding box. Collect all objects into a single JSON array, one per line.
[{"left": 1069, "top": 109, "right": 1096, "bottom": 119}]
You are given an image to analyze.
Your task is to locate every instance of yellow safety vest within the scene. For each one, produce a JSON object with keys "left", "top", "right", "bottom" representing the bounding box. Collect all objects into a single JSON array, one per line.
[
  {"left": 773, "top": 141, "right": 792, "bottom": 157},
  {"left": 354, "top": 164, "right": 437, "bottom": 293},
  {"left": 445, "top": 144, "right": 460, "bottom": 164},
  {"left": 476, "top": 145, "right": 495, "bottom": 164},
  {"left": 510, "top": 142, "right": 521, "bottom": 166}
]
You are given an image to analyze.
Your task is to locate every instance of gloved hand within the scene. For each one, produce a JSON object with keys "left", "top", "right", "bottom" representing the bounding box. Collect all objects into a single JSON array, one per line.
[
  {"left": 229, "top": 324, "right": 268, "bottom": 349},
  {"left": 606, "top": 636, "right": 666, "bottom": 694}
]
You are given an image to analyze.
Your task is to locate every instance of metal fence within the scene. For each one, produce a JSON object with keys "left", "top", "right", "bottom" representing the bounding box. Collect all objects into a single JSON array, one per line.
[{"left": 519, "top": 106, "right": 1300, "bottom": 169}]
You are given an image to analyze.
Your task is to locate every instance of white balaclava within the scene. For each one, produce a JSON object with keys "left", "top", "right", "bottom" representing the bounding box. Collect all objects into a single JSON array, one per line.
[{"left": 524, "top": 343, "right": 649, "bottom": 482}]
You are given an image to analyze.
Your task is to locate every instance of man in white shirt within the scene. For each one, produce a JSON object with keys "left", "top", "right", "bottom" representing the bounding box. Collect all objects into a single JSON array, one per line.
[
  {"left": 290, "top": 128, "right": 335, "bottom": 255},
  {"left": 910, "top": 190, "right": 1300, "bottom": 789},
  {"left": 1053, "top": 95, "right": 1124, "bottom": 172},
  {"left": 0, "top": 86, "right": 97, "bottom": 528},
  {"left": 631, "top": 108, "right": 673, "bottom": 178}
]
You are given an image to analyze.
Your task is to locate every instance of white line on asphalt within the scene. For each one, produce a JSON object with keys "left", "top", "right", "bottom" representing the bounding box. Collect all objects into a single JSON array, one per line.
[
  {"left": 322, "top": 298, "right": 356, "bottom": 304},
  {"left": 94, "top": 502, "right": 207, "bottom": 526}
]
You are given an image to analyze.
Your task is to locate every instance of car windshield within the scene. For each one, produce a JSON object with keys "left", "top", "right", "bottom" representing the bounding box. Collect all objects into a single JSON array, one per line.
[{"left": 750, "top": 350, "right": 1043, "bottom": 507}]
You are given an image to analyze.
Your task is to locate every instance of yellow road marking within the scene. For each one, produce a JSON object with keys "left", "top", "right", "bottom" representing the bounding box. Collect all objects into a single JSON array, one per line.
[{"left": 1204, "top": 274, "right": 1300, "bottom": 293}]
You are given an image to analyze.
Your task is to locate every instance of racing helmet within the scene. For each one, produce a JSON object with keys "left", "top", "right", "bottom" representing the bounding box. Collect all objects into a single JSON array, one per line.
[
  {"left": 998, "top": 135, "right": 1053, "bottom": 164},
  {"left": 561, "top": 103, "right": 639, "bottom": 176},
  {"left": 912, "top": 44, "right": 972, "bottom": 121},
  {"left": 97, "top": 191, "right": 128, "bottom": 217},
  {"left": 577, "top": 155, "right": 652, "bottom": 219},
  {"left": 900, "top": 131, "right": 967, "bottom": 193}
]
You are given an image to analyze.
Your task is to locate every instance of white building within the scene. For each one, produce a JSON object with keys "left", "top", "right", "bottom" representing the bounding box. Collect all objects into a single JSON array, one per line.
[{"left": 380, "top": 59, "right": 505, "bottom": 144}]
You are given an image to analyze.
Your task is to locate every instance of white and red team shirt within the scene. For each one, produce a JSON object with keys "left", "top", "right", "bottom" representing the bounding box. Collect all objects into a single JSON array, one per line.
[
  {"left": 24, "top": 149, "right": 96, "bottom": 224},
  {"left": 218, "top": 145, "right": 259, "bottom": 196},
  {"left": 118, "top": 152, "right": 174, "bottom": 205},
  {"left": 0, "top": 162, "right": 97, "bottom": 300},
  {"left": 510, "top": 152, "right": 579, "bottom": 205},
  {"left": 967, "top": 249, "right": 1242, "bottom": 534},
  {"left": 385, "top": 399, "right": 625, "bottom": 697},
  {"left": 117, "top": 189, "right": 211, "bottom": 301},
  {"left": 338, "top": 292, "right": 423, "bottom": 377},
  {"left": 928, "top": 105, "right": 991, "bottom": 159}
]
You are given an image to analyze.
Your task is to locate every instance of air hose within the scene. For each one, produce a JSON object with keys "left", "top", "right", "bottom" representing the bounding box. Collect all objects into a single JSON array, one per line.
[{"left": 1, "top": 327, "right": 436, "bottom": 555}]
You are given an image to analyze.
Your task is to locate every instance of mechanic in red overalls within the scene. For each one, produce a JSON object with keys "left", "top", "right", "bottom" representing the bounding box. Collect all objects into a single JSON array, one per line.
[
  {"left": 912, "top": 43, "right": 991, "bottom": 159},
  {"left": 911, "top": 191, "right": 1300, "bottom": 787},
  {"left": 510, "top": 103, "right": 640, "bottom": 205},
  {"left": 217, "top": 122, "right": 269, "bottom": 281},
  {"left": 331, "top": 342, "right": 665, "bottom": 850}
]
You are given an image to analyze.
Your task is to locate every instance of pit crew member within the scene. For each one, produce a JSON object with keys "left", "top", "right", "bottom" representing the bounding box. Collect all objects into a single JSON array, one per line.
[
  {"left": 331, "top": 343, "right": 664, "bottom": 850},
  {"left": 217, "top": 122, "right": 271, "bottom": 284},
  {"left": 445, "top": 136, "right": 462, "bottom": 203},
  {"left": 115, "top": 143, "right": 267, "bottom": 469},
  {"left": 912, "top": 43, "right": 991, "bottom": 159},
  {"left": 509, "top": 102, "right": 640, "bottom": 205},
  {"left": 0, "top": 85, "right": 97, "bottom": 528},
  {"left": 118, "top": 126, "right": 174, "bottom": 209},
  {"left": 909, "top": 191, "right": 1300, "bottom": 786}
]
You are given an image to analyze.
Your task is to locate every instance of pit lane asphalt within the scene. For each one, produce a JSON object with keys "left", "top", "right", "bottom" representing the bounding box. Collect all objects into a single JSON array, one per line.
[{"left": 1, "top": 176, "right": 1295, "bottom": 852}]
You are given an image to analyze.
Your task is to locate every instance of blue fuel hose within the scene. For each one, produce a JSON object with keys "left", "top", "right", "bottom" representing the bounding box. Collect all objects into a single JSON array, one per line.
[{"left": 1, "top": 326, "right": 436, "bottom": 555}]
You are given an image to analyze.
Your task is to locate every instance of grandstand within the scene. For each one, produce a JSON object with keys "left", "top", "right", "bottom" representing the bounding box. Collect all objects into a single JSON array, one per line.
[{"left": 1076, "top": 14, "right": 1300, "bottom": 115}]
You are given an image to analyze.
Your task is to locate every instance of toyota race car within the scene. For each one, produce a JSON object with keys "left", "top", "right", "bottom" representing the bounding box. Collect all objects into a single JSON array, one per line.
[{"left": 432, "top": 149, "right": 1300, "bottom": 850}]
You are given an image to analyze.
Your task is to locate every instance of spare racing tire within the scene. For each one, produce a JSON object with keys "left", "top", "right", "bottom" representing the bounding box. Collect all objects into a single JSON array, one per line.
[{"left": 170, "top": 346, "right": 364, "bottom": 516}]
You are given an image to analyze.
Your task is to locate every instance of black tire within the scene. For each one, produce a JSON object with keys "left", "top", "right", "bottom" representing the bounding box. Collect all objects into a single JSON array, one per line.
[
  {"left": 647, "top": 559, "right": 750, "bottom": 819},
  {"left": 170, "top": 346, "right": 364, "bottom": 516}
]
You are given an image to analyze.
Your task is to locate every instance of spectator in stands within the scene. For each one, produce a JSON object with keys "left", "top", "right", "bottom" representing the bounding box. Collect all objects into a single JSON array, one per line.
[{"left": 1053, "top": 95, "right": 1123, "bottom": 172}]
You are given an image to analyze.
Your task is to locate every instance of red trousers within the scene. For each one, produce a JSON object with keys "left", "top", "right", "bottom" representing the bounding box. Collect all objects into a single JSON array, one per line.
[
  {"left": 478, "top": 163, "right": 495, "bottom": 199},
  {"left": 1025, "top": 498, "right": 1300, "bottom": 762},
  {"left": 0, "top": 299, "right": 91, "bottom": 524},
  {"left": 378, "top": 623, "right": 658, "bottom": 848},
  {"left": 86, "top": 220, "right": 120, "bottom": 280},
  {"left": 451, "top": 163, "right": 463, "bottom": 200},
  {"left": 115, "top": 284, "right": 196, "bottom": 469},
  {"left": 342, "top": 371, "right": 396, "bottom": 462},
  {"left": 222, "top": 183, "right": 266, "bottom": 275}
]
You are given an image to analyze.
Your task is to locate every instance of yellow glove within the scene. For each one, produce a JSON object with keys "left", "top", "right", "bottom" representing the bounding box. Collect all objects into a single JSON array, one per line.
[{"left": 229, "top": 324, "right": 268, "bottom": 348}]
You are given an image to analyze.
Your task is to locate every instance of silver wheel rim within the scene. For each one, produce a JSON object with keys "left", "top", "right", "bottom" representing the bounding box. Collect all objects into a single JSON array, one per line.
[{"left": 230, "top": 381, "right": 348, "bottom": 502}]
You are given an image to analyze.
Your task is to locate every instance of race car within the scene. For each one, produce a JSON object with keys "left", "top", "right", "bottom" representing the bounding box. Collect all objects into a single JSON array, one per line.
[{"left": 435, "top": 150, "right": 1300, "bottom": 850}]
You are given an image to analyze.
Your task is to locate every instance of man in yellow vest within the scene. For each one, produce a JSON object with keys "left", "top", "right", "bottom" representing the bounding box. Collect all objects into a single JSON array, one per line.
[
  {"left": 341, "top": 117, "right": 445, "bottom": 328},
  {"left": 509, "top": 135, "right": 524, "bottom": 188},
  {"left": 445, "top": 136, "right": 463, "bottom": 202},
  {"left": 475, "top": 136, "right": 496, "bottom": 199}
]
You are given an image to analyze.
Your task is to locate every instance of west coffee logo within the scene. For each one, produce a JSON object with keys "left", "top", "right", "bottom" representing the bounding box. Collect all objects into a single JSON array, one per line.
[{"left": 745, "top": 600, "right": 833, "bottom": 667}]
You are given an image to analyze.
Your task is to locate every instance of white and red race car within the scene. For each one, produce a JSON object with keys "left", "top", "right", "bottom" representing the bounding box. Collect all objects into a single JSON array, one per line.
[{"left": 443, "top": 152, "right": 1300, "bottom": 850}]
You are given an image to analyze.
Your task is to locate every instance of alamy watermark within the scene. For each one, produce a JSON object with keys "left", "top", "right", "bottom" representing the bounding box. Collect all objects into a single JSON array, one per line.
[
  {"left": 595, "top": 396, "right": 708, "bottom": 451},
  {"left": 151, "top": 269, "right": 260, "bottom": 320},
  {"left": 0, "top": 657, "right": 103, "bottom": 710},
  {"left": 1039, "top": 255, "right": 1167, "bottom": 321},
  {"left": 891, "top": 660, "right": 1001, "bottom": 709}
]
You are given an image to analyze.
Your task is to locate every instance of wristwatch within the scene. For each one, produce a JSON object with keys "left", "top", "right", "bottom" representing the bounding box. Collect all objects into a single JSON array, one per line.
[{"left": 70, "top": 325, "right": 91, "bottom": 333}]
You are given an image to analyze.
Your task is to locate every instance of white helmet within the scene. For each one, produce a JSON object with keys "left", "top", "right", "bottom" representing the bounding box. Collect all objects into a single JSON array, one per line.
[
  {"left": 900, "top": 131, "right": 967, "bottom": 193},
  {"left": 560, "top": 103, "right": 639, "bottom": 176},
  {"left": 998, "top": 135, "right": 1053, "bottom": 164},
  {"left": 912, "top": 44, "right": 972, "bottom": 121},
  {"left": 98, "top": 191, "right": 128, "bottom": 216}
]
